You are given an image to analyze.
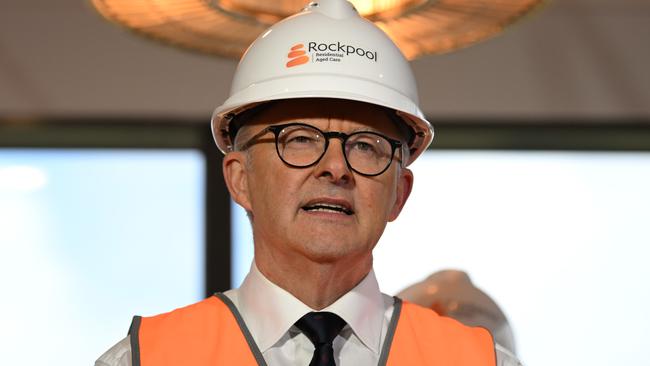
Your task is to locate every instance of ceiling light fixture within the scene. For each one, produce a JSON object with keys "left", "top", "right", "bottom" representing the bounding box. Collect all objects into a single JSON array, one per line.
[{"left": 91, "top": 0, "right": 544, "bottom": 60}]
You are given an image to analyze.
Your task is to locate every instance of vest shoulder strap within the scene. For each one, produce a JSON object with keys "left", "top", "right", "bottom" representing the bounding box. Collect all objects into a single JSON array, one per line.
[
  {"left": 385, "top": 300, "right": 496, "bottom": 366},
  {"left": 129, "top": 294, "right": 263, "bottom": 366}
]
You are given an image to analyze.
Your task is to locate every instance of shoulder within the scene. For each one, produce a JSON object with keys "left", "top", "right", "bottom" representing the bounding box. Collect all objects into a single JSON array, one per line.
[
  {"left": 397, "top": 300, "right": 491, "bottom": 341},
  {"left": 95, "top": 337, "right": 131, "bottom": 366},
  {"left": 399, "top": 301, "right": 525, "bottom": 365},
  {"left": 146, "top": 295, "right": 225, "bottom": 319},
  {"left": 399, "top": 300, "right": 488, "bottom": 335},
  {"left": 95, "top": 296, "right": 228, "bottom": 366},
  {"left": 137, "top": 296, "right": 228, "bottom": 331},
  {"left": 395, "top": 300, "right": 497, "bottom": 364},
  {"left": 134, "top": 295, "right": 244, "bottom": 353}
]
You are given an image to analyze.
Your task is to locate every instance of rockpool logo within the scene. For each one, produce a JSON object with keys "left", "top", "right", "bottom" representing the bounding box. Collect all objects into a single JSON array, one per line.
[
  {"left": 308, "top": 41, "right": 377, "bottom": 62},
  {"left": 285, "top": 41, "right": 378, "bottom": 67},
  {"left": 286, "top": 44, "right": 309, "bottom": 68}
]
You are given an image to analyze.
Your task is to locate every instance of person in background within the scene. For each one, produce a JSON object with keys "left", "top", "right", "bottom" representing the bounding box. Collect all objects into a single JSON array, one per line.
[
  {"left": 397, "top": 269, "right": 517, "bottom": 353},
  {"left": 96, "top": 0, "right": 522, "bottom": 365}
]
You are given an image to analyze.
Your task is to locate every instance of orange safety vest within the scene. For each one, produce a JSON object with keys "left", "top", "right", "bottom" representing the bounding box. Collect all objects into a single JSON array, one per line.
[{"left": 128, "top": 293, "right": 495, "bottom": 366}]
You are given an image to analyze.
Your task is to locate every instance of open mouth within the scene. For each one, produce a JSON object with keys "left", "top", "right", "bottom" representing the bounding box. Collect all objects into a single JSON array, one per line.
[{"left": 302, "top": 202, "right": 354, "bottom": 215}]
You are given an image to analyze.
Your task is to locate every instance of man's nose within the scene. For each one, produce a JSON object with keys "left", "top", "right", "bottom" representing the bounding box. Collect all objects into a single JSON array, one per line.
[{"left": 313, "top": 139, "right": 353, "bottom": 184}]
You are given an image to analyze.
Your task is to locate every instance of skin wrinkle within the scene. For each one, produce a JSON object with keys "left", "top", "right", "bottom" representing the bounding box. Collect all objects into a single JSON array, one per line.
[{"left": 223, "top": 98, "right": 413, "bottom": 310}]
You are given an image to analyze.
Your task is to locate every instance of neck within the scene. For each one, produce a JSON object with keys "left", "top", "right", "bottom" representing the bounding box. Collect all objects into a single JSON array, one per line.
[{"left": 254, "top": 248, "right": 373, "bottom": 310}]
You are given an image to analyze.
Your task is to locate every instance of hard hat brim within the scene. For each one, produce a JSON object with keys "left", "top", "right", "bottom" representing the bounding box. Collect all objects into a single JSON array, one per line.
[{"left": 211, "top": 74, "right": 433, "bottom": 165}]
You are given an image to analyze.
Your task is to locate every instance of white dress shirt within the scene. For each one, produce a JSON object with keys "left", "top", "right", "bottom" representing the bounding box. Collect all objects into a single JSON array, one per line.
[
  {"left": 226, "top": 264, "right": 391, "bottom": 365},
  {"left": 96, "top": 264, "right": 522, "bottom": 366}
]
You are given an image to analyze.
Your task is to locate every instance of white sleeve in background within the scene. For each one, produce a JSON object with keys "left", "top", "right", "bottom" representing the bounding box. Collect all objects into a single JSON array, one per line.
[
  {"left": 95, "top": 337, "right": 131, "bottom": 366},
  {"left": 496, "top": 343, "right": 523, "bottom": 366}
]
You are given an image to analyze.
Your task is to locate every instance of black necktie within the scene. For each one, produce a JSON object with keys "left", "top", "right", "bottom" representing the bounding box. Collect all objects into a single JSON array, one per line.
[{"left": 295, "top": 312, "right": 347, "bottom": 366}]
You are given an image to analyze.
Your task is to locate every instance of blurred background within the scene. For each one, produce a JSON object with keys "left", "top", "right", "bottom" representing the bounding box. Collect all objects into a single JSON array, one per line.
[{"left": 1, "top": 0, "right": 649, "bottom": 365}]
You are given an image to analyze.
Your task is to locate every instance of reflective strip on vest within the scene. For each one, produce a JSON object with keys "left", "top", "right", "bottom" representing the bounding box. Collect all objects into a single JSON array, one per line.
[{"left": 129, "top": 294, "right": 495, "bottom": 366}]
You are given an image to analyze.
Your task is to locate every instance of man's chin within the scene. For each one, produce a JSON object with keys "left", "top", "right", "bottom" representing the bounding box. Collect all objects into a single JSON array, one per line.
[{"left": 293, "top": 239, "right": 366, "bottom": 265}]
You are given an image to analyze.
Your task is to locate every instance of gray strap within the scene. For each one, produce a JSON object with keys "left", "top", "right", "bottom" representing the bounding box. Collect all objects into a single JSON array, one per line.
[
  {"left": 378, "top": 297, "right": 403, "bottom": 366},
  {"left": 214, "top": 293, "right": 269, "bottom": 366},
  {"left": 127, "top": 316, "right": 142, "bottom": 366},
  {"left": 377, "top": 298, "right": 498, "bottom": 366}
]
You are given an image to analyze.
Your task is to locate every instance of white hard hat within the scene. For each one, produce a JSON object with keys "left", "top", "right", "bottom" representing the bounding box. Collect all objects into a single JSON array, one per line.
[{"left": 211, "top": 0, "right": 434, "bottom": 165}]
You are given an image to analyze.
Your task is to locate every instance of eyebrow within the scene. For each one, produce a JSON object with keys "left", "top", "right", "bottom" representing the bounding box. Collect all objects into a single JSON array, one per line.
[
  {"left": 288, "top": 120, "right": 390, "bottom": 136},
  {"left": 348, "top": 126, "right": 402, "bottom": 141}
]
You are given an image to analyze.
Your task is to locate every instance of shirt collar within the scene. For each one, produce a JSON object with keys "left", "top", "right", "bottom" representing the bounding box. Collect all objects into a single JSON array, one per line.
[{"left": 237, "top": 263, "right": 385, "bottom": 354}]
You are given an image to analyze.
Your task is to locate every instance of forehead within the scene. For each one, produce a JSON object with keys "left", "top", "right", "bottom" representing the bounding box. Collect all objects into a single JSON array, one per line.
[{"left": 246, "top": 98, "right": 401, "bottom": 136}]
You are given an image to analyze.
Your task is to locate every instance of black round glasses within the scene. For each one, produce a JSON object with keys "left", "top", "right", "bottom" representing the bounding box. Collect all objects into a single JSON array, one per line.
[{"left": 238, "top": 122, "right": 404, "bottom": 176}]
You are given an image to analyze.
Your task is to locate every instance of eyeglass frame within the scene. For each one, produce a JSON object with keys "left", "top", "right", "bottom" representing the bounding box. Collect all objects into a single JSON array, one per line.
[{"left": 236, "top": 122, "right": 405, "bottom": 177}]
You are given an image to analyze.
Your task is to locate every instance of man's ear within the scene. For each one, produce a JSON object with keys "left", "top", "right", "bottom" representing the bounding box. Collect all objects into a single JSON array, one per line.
[
  {"left": 388, "top": 167, "right": 413, "bottom": 222},
  {"left": 222, "top": 151, "right": 253, "bottom": 212}
]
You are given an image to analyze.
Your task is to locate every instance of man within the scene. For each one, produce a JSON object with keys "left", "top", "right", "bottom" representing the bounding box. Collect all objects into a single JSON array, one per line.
[{"left": 97, "top": 0, "right": 522, "bottom": 365}]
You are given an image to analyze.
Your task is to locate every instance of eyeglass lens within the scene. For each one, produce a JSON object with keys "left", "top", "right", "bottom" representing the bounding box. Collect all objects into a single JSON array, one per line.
[{"left": 276, "top": 124, "right": 394, "bottom": 176}]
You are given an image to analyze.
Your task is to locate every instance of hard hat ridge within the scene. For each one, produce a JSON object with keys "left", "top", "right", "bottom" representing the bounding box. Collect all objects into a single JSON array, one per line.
[{"left": 304, "top": 0, "right": 357, "bottom": 19}]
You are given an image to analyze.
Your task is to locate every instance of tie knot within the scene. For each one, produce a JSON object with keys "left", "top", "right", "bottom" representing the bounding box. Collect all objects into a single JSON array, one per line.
[{"left": 295, "top": 312, "right": 346, "bottom": 346}]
